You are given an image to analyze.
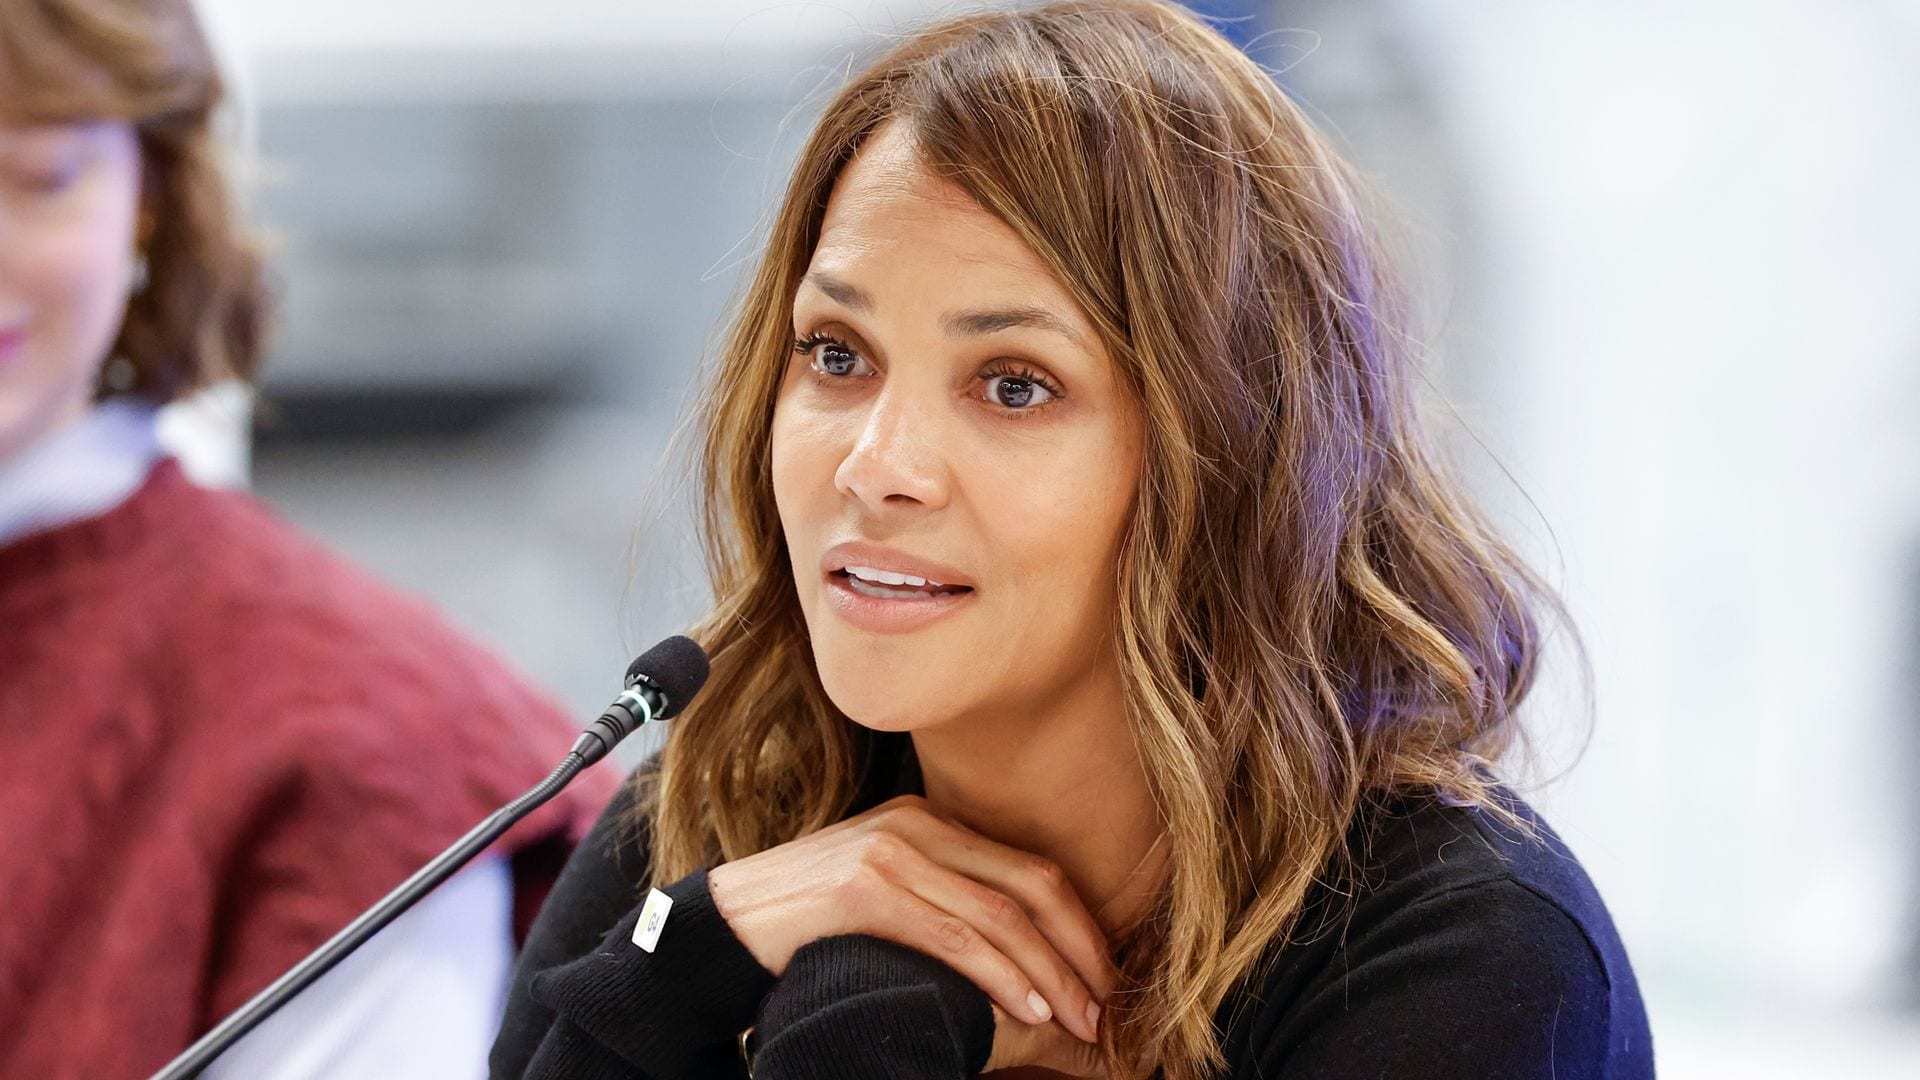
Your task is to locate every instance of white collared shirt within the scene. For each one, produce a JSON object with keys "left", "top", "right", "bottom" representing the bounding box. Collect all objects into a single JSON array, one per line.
[{"left": 0, "top": 400, "right": 165, "bottom": 547}]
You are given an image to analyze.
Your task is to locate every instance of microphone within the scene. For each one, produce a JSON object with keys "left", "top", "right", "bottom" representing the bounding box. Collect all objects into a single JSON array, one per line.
[
  {"left": 150, "top": 635, "right": 710, "bottom": 1080},
  {"left": 570, "top": 636, "right": 710, "bottom": 767}
]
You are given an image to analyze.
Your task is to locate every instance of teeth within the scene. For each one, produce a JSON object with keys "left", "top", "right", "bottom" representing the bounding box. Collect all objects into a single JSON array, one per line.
[
  {"left": 844, "top": 575, "right": 939, "bottom": 600},
  {"left": 844, "top": 564, "right": 937, "bottom": 588}
]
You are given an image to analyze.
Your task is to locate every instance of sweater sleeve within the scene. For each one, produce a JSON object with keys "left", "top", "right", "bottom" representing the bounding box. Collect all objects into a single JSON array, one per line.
[
  {"left": 492, "top": 781, "right": 652, "bottom": 1077},
  {"left": 522, "top": 869, "right": 775, "bottom": 1077},
  {"left": 1256, "top": 877, "right": 1626, "bottom": 1079},
  {"left": 491, "top": 764, "right": 995, "bottom": 1080},
  {"left": 490, "top": 779, "right": 776, "bottom": 1080},
  {"left": 748, "top": 935, "right": 995, "bottom": 1079}
]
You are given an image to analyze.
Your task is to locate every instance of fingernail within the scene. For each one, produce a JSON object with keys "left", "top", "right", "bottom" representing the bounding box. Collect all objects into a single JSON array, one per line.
[
  {"left": 1085, "top": 1001, "right": 1102, "bottom": 1036},
  {"left": 1027, "top": 989, "right": 1052, "bottom": 1023}
]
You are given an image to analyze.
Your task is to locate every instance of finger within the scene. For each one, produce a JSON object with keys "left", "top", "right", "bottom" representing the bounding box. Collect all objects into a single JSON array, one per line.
[
  {"left": 857, "top": 871, "right": 1058, "bottom": 1028},
  {"left": 877, "top": 802, "right": 1122, "bottom": 999},
  {"left": 888, "top": 844, "right": 1102, "bottom": 1042}
]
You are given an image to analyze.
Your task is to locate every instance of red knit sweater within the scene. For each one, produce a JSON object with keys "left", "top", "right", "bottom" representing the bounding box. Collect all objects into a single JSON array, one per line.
[{"left": 0, "top": 459, "right": 620, "bottom": 1080}]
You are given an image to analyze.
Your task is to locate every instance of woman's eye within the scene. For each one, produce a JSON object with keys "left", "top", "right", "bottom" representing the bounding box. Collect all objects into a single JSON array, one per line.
[
  {"left": 979, "top": 363, "right": 1064, "bottom": 413},
  {"left": 28, "top": 170, "right": 76, "bottom": 194},
  {"left": 2, "top": 163, "right": 74, "bottom": 195},
  {"left": 794, "top": 334, "right": 873, "bottom": 379},
  {"left": 984, "top": 374, "right": 1053, "bottom": 410},
  {"left": 815, "top": 342, "right": 863, "bottom": 377},
  {"left": 792, "top": 333, "right": 1064, "bottom": 416},
  {"left": 3, "top": 143, "right": 87, "bottom": 195}
]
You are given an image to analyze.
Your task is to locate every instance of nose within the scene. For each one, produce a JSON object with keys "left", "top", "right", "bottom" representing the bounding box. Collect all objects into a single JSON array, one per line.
[{"left": 833, "top": 383, "right": 951, "bottom": 517}]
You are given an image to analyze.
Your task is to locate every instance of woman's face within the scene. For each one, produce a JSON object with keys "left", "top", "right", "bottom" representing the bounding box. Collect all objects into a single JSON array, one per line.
[
  {"left": 0, "top": 119, "right": 144, "bottom": 463},
  {"left": 772, "top": 122, "right": 1143, "bottom": 736}
]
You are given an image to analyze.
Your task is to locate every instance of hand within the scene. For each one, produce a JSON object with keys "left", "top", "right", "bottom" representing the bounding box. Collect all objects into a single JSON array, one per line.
[
  {"left": 983, "top": 1003, "right": 1105, "bottom": 1076},
  {"left": 706, "top": 794, "right": 1117, "bottom": 1043}
]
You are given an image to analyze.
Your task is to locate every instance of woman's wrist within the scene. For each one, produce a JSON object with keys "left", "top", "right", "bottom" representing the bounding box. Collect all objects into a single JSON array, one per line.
[
  {"left": 749, "top": 934, "right": 994, "bottom": 1075},
  {"left": 526, "top": 867, "right": 776, "bottom": 1073}
]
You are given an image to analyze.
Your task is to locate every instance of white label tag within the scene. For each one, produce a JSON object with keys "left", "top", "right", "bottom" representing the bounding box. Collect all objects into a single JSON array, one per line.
[{"left": 632, "top": 888, "right": 673, "bottom": 953}]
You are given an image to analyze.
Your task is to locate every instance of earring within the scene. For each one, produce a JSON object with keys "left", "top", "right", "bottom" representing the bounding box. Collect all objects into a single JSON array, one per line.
[
  {"left": 99, "top": 355, "right": 139, "bottom": 393},
  {"left": 130, "top": 250, "right": 150, "bottom": 294}
]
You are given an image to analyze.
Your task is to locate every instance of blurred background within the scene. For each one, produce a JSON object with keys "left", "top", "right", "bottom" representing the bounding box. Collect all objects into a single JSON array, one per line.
[{"left": 174, "top": 1, "right": 1920, "bottom": 1075}]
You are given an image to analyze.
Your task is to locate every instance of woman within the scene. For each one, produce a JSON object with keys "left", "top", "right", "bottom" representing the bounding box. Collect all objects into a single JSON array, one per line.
[
  {"left": 0, "top": 1, "right": 615, "bottom": 1076},
  {"left": 493, "top": 1, "right": 1652, "bottom": 1077}
]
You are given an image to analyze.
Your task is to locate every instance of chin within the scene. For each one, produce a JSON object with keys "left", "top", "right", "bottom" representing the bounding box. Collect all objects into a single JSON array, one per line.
[
  {"left": 842, "top": 711, "right": 931, "bottom": 735},
  {"left": 823, "top": 680, "right": 940, "bottom": 734},
  {"left": 813, "top": 653, "right": 945, "bottom": 734}
]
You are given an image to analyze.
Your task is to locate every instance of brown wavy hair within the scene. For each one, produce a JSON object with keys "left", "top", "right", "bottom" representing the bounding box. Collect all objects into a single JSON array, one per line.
[
  {"left": 645, "top": 1, "right": 1579, "bottom": 1075},
  {"left": 0, "top": 0, "right": 268, "bottom": 401}
]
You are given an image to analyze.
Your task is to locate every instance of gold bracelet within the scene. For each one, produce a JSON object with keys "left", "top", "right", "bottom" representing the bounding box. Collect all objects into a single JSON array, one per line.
[{"left": 737, "top": 1025, "right": 760, "bottom": 1078}]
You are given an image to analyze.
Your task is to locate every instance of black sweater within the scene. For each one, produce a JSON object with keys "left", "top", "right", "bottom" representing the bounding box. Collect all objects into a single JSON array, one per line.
[{"left": 490, "top": 739, "right": 1653, "bottom": 1079}]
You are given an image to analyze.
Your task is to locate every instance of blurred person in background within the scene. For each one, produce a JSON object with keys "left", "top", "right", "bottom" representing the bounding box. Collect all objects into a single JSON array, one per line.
[
  {"left": 493, "top": 2, "right": 1650, "bottom": 1078},
  {"left": 0, "top": 1, "right": 616, "bottom": 1077}
]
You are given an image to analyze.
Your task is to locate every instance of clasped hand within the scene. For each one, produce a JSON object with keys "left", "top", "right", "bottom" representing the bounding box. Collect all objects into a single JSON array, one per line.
[{"left": 708, "top": 795, "right": 1117, "bottom": 1075}]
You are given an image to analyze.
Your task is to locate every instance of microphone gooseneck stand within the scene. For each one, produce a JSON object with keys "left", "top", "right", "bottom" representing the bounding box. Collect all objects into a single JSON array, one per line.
[{"left": 150, "top": 635, "right": 710, "bottom": 1080}]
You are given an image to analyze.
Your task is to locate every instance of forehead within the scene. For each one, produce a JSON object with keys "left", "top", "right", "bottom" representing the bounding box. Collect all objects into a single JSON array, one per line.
[{"left": 809, "top": 122, "right": 1057, "bottom": 285}]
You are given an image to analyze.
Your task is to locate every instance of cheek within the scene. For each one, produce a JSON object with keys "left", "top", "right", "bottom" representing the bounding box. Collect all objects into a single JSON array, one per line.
[
  {"left": 985, "top": 440, "right": 1136, "bottom": 607},
  {"left": 770, "top": 394, "right": 849, "bottom": 515},
  {"left": 6, "top": 199, "right": 140, "bottom": 360},
  {"left": 769, "top": 392, "right": 850, "bottom": 589},
  {"left": 0, "top": 208, "right": 135, "bottom": 443},
  {"left": 768, "top": 396, "right": 806, "bottom": 528}
]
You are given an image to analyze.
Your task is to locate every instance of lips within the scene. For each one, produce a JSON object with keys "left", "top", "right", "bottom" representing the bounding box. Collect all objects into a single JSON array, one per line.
[
  {"left": 823, "top": 562, "right": 975, "bottom": 633},
  {"left": 833, "top": 568, "right": 971, "bottom": 597},
  {"left": 820, "top": 541, "right": 977, "bottom": 591}
]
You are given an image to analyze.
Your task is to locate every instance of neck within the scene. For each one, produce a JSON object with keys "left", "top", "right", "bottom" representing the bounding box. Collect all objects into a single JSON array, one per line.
[{"left": 909, "top": 659, "right": 1167, "bottom": 939}]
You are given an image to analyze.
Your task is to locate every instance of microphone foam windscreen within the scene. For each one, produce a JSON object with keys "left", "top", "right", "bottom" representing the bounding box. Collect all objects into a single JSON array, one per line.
[{"left": 626, "top": 635, "right": 711, "bottom": 719}]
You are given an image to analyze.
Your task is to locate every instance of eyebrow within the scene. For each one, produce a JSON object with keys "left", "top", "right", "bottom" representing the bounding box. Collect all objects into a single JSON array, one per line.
[{"left": 801, "top": 271, "right": 1089, "bottom": 350}]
